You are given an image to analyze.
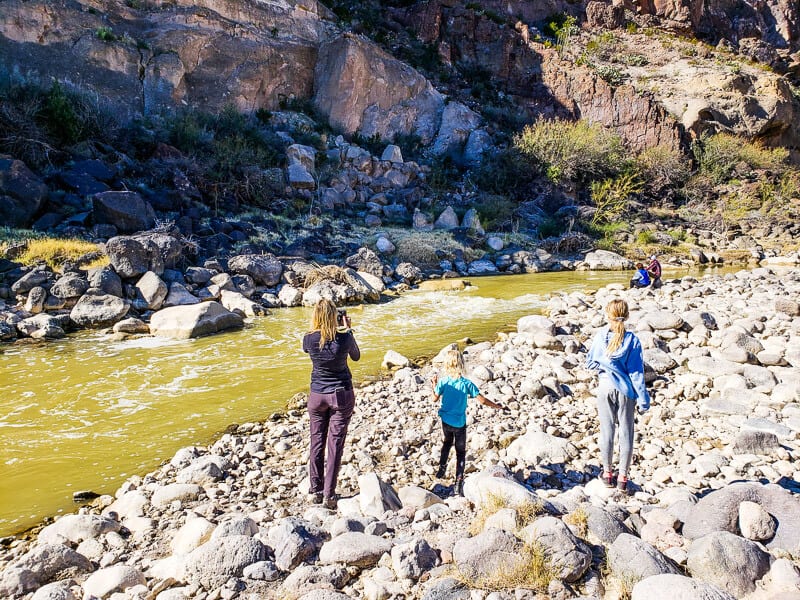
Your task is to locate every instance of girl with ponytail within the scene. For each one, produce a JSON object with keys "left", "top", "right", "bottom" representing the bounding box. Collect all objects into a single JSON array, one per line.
[{"left": 586, "top": 299, "right": 650, "bottom": 493}]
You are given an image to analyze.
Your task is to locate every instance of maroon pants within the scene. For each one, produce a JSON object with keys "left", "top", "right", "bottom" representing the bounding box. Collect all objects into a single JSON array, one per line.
[{"left": 308, "top": 388, "right": 355, "bottom": 498}]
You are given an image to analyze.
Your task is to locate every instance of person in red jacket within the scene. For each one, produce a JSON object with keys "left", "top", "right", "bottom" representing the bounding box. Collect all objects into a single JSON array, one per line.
[{"left": 646, "top": 255, "right": 662, "bottom": 289}]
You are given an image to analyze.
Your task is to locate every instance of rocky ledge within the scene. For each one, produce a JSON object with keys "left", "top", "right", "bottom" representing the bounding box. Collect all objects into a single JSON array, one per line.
[{"left": 1, "top": 267, "right": 800, "bottom": 600}]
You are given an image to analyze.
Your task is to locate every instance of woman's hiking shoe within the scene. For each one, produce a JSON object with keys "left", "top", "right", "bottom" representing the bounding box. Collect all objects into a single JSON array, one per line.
[
  {"left": 617, "top": 476, "right": 629, "bottom": 493},
  {"left": 309, "top": 492, "right": 323, "bottom": 505},
  {"left": 602, "top": 472, "right": 615, "bottom": 488},
  {"left": 453, "top": 478, "right": 464, "bottom": 497},
  {"left": 436, "top": 464, "right": 447, "bottom": 479},
  {"left": 323, "top": 496, "right": 338, "bottom": 510}
]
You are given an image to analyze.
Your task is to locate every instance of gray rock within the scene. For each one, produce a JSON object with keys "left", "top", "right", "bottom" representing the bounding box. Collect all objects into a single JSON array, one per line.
[
  {"left": 463, "top": 129, "right": 493, "bottom": 166},
  {"left": 506, "top": 430, "right": 576, "bottom": 465},
  {"left": 87, "top": 266, "right": 123, "bottom": 297},
  {"left": 467, "top": 259, "right": 498, "bottom": 275},
  {"left": 50, "top": 273, "right": 88, "bottom": 299},
  {"left": 434, "top": 206, "right": 459, "bottom": 229},
  {"left": 391, "top": 538, "right": 438, "bottom": 580},
  {"left": 732, "top": 430, "right": 781, "bottom": 454},
  {"left": 30, "top": 580, "right": 79, "bottom": 600},
  {"left": 420, "top": 578, "right": 470, "bottom": 600},
  {"left": 643, "top": 311, "right": 684, "bottom": 330},
  {"left": 358, "top": 472, "right": 402, "bottom": 518},
  {"left": 0, "top": 157, "right": 48, "bottom": 227},
  {"left": 92, "top": 191, "right": 156, "bottom": 233},
  {"left": 631, "top": 574, "right": 735, "bottom": 600},
  {"left": 185, "top": 267, "right": 215, "bottom": 284},
  {"left": 461, "top": 208, "right": 484, "bottom": 234},
  {"left": 687, "top": 356, "right": 743, "bottom": 377},
  {"left": 583, "top": 505, "right": 632, "bottom": 545},
  {"left": 644, "top": 348, "right": 678, "bottom": 373},
  {"left": 162, "top": 282, "right": 199, "bottom": 307},
  {"left": 151, "top": 483, "right": 202, "bottom": 507},
  {"left": 453, "top": 528, "right": 523, "bottom": 581},
  {"left": 242, "top": 560, "right": 280, "bottom": 581},
  {"left": 432, "top": 101, "right": 481, "bottom": 156},
  {"left": 70, "top": 292, "right": 130, "bottom": 328},
  {"left": 738, "top": 501, "right": 776, "bottom": 541},
  {"left": 220, "top": 289, "right": 265, "bottom": 317},
  {"left": 517, "top": 315, "right": 556, "bottom": 335},
  {"left": 519, "top": 516, "right": 591, "bottom": 582},
  {"left": 682, "top": 482, "right": 800, "bottom": 552},
  {"left": 0, "top": 544, "right": 93, "bottom": 597},
  {"left": 182, "top": 535, "right": 267, "bottom": 589},
  {"left": 105, "top": 236, "right": 150, "bottom": 279},
  {"left": 288, "top": 163, "right": 316, "bottom": 189},
  {"left": 281, "top": 565, "right": 350, "bottom": 596},
  {"left": 277, "top": 284, "right": 303, "bottom": 307},
  {"left": 297, "top": 591, "right": 351, "bottom": 600},
  {"left": 687, "top": 531, "right": 770, "bottom": 597},
  {"left": 11, "top": 267, "right": 51, "bottom": 295},
  {"left": 381, "top": 144, "right": 403, "bottom": 163},
  {"left": 271, "top": 518, "right": 325, "bottom": 572},
  {"left": 607, "top": 533, "right": 680, "bottom": 584},
  {"left": 81, "top": 565, "right": 146, "bottom": 599},
  {"left": 39, "top": 514, "right": 120, "bottom": 545},
  {"left": 583, "top": 250, "right": 633, "bottom": 270},
  {"left": 212, "top": 516, "right": 258, "bottom": 540},
  {"left": 398, "top": 485, "right": 443, "bottom": 510},
  {"left": 149, "top": 301, "right": 243, "bottom": 339},
  {"left": 741, "top": 417, "right": 793, "bottom": 439},
  {"left": 318, "top": 532, "right": 392, "bottom": 567},
  {"left": 395, "top": 262, "right": 422, "bottom": 284},
  {"left": 135, "top": 271, "right": 168, "bottom": 310},
  {"left": 227, "top": 254, "right": 283, "bottom": 287},
  {"left": 775, "top": 299, "right": 800, "bottom": 315}
]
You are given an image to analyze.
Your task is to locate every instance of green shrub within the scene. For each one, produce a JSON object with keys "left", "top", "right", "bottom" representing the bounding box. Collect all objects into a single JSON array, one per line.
[
  {"left": 543, "top": 13, "right": 577, "bottom": 52},
  {"left": 474, "top": 194, "right": 518, "bottom": 231},
  {"left": 585, "top": 31, "right": 618, "bottom": 59},
  {"left": 352, "top": 132, "right": 384, "bottom": 156},
  {"left": 537, "top": 216, "right": 567, "bottom": 238},
  {"left": 471, "top": 148, "right": 532, "bottom": 197},
  {"left": 514, "top": 119, "right": 626, "bottom": 184},
  {"left": 590, "top": 171, "right": 643, "bottom": 225},
  {"left": 595, "top": 65, "right": 628, "bottom": 86},
  {"left": 96, "top": 27, "right": 117, "bottom": 42},
  {"left": 635, "top": 145, "right": 691, "bottom": 193},
  {"left": 693, "top": 133, "right": 789, "bottom": 184},
  {"left": 636, "top": 230, "right": 656, "bottom": 245}
]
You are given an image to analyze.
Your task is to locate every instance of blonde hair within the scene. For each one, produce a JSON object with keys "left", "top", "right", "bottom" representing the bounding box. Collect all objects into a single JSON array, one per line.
[
  {"left": 443, "top": 346, "right": 466, "bottom": 378},
  {"left": 310, "top": 298, "right": 338, "bottom": 349},
  {"left": 605, "top": 299, "right": 629, "bottom": 355}
]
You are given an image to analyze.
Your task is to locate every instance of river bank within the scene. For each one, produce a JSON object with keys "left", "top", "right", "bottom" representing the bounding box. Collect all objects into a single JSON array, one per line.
[{"left": 2, "top": 266, "right": 800, "bottom": 599}]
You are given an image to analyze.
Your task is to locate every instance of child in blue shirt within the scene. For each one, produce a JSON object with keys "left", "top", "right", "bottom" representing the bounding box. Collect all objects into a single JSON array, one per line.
[
  {"left": 586, "top": 299, "right": 650, "bottom": 493},
  {"left": 629, "top": 262, "right": 651, "bottom": 288},
  {"left": 432, "top": 346, "right": 504, "bottom": 495}
]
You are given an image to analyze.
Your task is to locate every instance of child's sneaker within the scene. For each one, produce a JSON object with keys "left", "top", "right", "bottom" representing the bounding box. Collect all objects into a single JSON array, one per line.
[
  {"left": 617, "top": 476, "right": 629, "bottom": 493},
  {"left": 453, "top": 477, "right": 464, "bottom": 497},
  {"left": 436, "top": 464, "right": 447, "bottom": 479},
  {"left": 602, "top": 471, "right": 615, "bottom": 488}
]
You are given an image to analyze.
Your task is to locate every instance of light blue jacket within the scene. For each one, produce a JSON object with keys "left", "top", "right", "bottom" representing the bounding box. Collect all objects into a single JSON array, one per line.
[{"left": 586, "top": 327, "right": 650, "bottom": 410}]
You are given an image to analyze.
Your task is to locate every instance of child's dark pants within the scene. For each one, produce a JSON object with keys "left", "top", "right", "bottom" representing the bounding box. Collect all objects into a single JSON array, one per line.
[{"left": 439, "top": 421, "right": 467, "bottom": 480}]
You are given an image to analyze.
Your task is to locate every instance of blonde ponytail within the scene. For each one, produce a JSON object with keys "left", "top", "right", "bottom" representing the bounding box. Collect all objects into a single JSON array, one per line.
[{"left": 605, "top": 299, "right": 629, "bottom": 355}]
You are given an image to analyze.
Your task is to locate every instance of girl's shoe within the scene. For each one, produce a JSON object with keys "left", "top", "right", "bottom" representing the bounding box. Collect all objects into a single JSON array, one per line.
[
  {"left": 453, "top": 477, "right": 464, "bottom": 497},
  {"left": 436, "top": 464, "right": 447, "bottom": 479},
  {"left": 617, "top": 476, "right": 629, "bottom": 493},
  {"left": 602, "top": 471, "right": 615, "bottom": 488}
]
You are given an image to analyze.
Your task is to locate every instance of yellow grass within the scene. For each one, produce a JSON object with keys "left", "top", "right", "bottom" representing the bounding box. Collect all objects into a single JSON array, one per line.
[
  {"left": 469, "top": 491, "right": 545, "bottom": 535},
  {"left": 457, "top": 540, "right": 553, "bottom": 592},
  {"left": 564, "top": 506, "right": 589, "bottom": 538},
  {"left": 16, "top": 238, "right": 102, "bottom": 270}
]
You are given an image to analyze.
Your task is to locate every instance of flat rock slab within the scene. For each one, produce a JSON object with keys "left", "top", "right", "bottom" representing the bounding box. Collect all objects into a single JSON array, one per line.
[
  {"left": 150, "top": 301, "right": 243, "bottom": 339},
  {"left": 318, "top": 532, "right": 392, "bottom": 567}
]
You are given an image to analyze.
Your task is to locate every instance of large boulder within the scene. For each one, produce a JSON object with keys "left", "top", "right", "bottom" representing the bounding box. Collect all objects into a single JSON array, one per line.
[
  {"left": 686, "top": 531, "right": 770, "bottom": 597},
  {"left": 631, "top": 574, "right": 736, "bottom": 600},
  {"left": 0, "top": 157, "right": 48, "bottom": 227},
  {"left": 182, "top": 536, "right": 267, "bottom": 589},
  {"left": 318, "top": 532, "right": 393, "bottom": 568},
  {"left": 87, "top": 265, "right": 123, "bottom": 297},
  {"left": 681, "top": 482, "right": 800, "bottom": 552},
  {"left": 358, "top": 472, "right": 402, "bottom": 518},
  {"left": 432, "top": 102, "right": 482, "bottom": 156},
  {"left": 69, "top": 291, "right": 130, "bottom": 328},
  {"left": 0, "top": 544, "right": 93, "bottom": 597},
  {"left": 149, "top": 301, "right": 244, "bottom": 339},
  {"left": 81, "top": 565, "right": 146, "bottom": 598},
  {"left": 135, "top": 271, "right": 168, "bottom": 310},
  {"left": 518, "top": 516, "right": 591, "bottom": 583},
  {"left": 313, "top": 33, "right": 444, "bottom": 144},
  {"left": 227, "top": 254, "right": 283, "bottom": 287},
  {"left": 582, "top": 250, "right": 634, "bottom": 270},
  {"left": 452, "top": 528, "right": 523, "bottom": 581},
  {"left": 50, "top": 273, "right": 89, "bottom": 299},
  {"left": 607, "top": 533, "right": 680, "bottom": 584},
  {"left": 92, "top": 191, "right": 156, "bottom": 233},
  {"left": 344, "top": 247, "right": 383, "bottom": 278},
  {"left": 104, "top": 236, "right": 151, "bottom": 279},
  {"left": 463, "top": 465, "right": 548, "bottom": 513},
  {"left": 39, "top": 514, "right": 120, "bottom": 545},
  {"left": 505, "top": 430, "right": 576, "bottom": 466}
]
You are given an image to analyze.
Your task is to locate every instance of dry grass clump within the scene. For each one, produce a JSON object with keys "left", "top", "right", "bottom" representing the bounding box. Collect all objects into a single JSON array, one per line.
[
  {"left": 563, "top": 506, "right": 589, "bottom": 538},
  {"left": 303, "top": 264, "right": 348, "bottom": 287},
  {"left": 387, "top": 229, "right": 483, "bottom": 266},
  {"left": 469, "top": 491, "right": 545, "bottom": 535},
  {"left": 15, "top": 237, "right": 102, "bottom": 270},
  {"left": 458, "top": 540, "right": 553, "bottom": 592}
]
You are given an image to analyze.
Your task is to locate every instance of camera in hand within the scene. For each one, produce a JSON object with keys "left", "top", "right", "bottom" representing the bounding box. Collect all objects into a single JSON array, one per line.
[{"left": 337, "top": 309, "right": 347, "bottom": 326}]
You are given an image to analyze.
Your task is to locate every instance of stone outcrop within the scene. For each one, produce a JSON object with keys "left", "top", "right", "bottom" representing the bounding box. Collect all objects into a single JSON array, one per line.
[
  {"left": 0, "top": 157, "right": 49, "bottom": 227},
  {"left": 313, "top": 34, "right": 444, "bottom": 144},
  {"left": 149, "top": 301, "right": 244, "bottom": 339}
]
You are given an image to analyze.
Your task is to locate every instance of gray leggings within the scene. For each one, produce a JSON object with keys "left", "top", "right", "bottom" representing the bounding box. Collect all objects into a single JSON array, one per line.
[{"left": 596, "top": 378, "right": 636, "bottom": 476}]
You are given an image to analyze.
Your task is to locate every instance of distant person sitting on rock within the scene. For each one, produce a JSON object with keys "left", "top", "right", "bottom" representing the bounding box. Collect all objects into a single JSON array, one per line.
[
  {"left": 629, "top": 262, "right": 651, "bottom": 288},
  {"left": 586, "top": 299, "right": 650, "bottom": 493},
  {"left": 646, "top": 255, "right": 662, "bottom": 289},
  {"left": 431, "top": 346, "right": 505, "bottom": 496},
  {"left": 302, "top": 299, "right": 360, "bottom": 510}
]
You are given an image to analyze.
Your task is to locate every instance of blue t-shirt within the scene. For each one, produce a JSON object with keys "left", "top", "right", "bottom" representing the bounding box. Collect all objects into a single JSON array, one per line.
[{"left": 435, "top": 375, "right": 480, "bottom": 428}]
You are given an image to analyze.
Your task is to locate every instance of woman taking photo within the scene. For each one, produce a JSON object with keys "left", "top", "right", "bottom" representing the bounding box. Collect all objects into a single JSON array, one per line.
[
  {"left": 302, "top": 299, "right": 360, "bottom": 509},
  {"left": 586, "top": 298, "right": 650, "bottom": 493}
]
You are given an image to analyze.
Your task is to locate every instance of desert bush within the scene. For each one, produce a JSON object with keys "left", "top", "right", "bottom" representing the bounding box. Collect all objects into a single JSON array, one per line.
[
  {"left": 693, "top": 133, "right": 789, "bottom": 184},
  {"left": 473, "top": 194, "right": 518, "bottom": 231},
  {"left": 590, "top": 171, "right": 643, "bottom": 225},
  {"left": 635, "top": 145, "right": 691, "bottom": 194},
  {"left": 594, "top": 65, "right": 628, "bottom": 86},
  {"left": 390, "top": 229, "right": 482, "bottom": 265},
  {"left": 514, "top": 119, "right": 626, "bottom": 184}
]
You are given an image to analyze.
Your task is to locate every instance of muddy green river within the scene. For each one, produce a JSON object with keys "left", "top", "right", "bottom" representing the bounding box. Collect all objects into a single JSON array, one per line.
[{"left": 0, "top": 269, "right": 723, "bottom": 536}]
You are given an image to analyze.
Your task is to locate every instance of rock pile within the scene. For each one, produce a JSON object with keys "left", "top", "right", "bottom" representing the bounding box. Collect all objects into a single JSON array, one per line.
[{"left": 1, "top": 267, "right": 799, "bottom": 599}]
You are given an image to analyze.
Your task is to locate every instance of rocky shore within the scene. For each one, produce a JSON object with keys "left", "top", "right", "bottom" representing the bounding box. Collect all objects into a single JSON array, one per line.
[{"left": 2, "top": 266, "right": 800, "bottom": 600}]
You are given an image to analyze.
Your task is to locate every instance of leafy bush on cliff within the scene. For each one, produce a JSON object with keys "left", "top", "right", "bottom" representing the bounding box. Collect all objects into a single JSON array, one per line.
[
  {"left": 634, "top": 145, "right": 691, "bottom": 195},
  {"left": 514, "top": 119, "right": 626, "bottom": 184},
  {"left": 693, "top": 133, "right": 789, "bottom": 184}
]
